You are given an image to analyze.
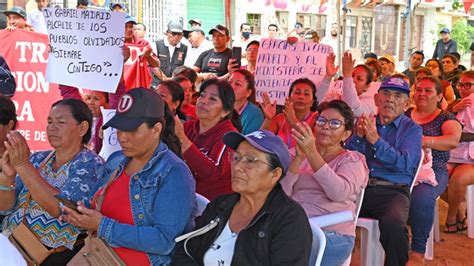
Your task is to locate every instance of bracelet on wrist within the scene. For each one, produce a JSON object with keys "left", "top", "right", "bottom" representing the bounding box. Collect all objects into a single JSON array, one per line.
[{"left": 0, "top": 183, "right": 15, "bottom": 191}]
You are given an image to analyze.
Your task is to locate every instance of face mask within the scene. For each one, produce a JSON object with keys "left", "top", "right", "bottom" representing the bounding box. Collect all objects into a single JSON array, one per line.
[{"left": 242, "top": 32, "right": 251, "bottom": 39}]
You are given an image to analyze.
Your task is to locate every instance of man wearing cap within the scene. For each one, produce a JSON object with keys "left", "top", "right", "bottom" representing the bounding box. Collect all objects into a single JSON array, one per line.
[
  {"left": 184, "top": 27, "right": 213, "bottom": 67},
  {"left": 193, "top": 24, "right": 232, "bottom": 79},
  {"left": 188, "top": 18, "right": 202, "bottom": 28},
  {"left": 346, "top": 77, "right": 422, "bottom": 266},
  {"left": 124, "top": 15, "right": 159, "bottom": 67},
  {"left": 379, "top": 54, "right": 396, "bottom": 81},
  {"left": 403, "top": 51, "right": 424, "bottom": 86},
  {"left": 151, "top": 21, "right": 188, "bottom": 85},
  {"left": 4, "top": 6, "right": 28, "bottom": 31},
  {"left": 433, "top": 28, "right": 457, "bottom": 60}
]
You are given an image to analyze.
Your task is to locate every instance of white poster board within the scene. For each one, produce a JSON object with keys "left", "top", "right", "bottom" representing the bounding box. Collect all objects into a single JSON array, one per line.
[
  {"left": 44, "top": 8, "right": 125, "bottom": 93},
  {"left": 99, "top": 108, "right": 122, "bottom": 160},
  {"left": 255, "top": 38, "right": 333, "bottom": 105}
]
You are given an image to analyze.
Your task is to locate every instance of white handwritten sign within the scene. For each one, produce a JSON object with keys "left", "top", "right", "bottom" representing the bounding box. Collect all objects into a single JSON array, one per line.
[
  {"left": 44, "top": 8, "right": 125, "bottom": 93},
  {"left": 99, "top": 108, "right": 122, "bottom": 160},
  {"left": 255, "top": 38, "right": 332, "bottom": 105}
]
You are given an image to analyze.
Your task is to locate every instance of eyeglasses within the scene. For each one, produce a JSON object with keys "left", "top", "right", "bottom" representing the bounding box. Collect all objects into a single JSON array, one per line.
[
  {"left": 246, "top": 48, "right": 258, "bottom": 52},
  {"left": 229, "top": 151, "right": 272, "bottom": 169},
  {"left": 457, "top": 82, "right": 474, "bottom": 91},
  {"left": 315, "top": 116, "right": 344, "bottom": 129}
]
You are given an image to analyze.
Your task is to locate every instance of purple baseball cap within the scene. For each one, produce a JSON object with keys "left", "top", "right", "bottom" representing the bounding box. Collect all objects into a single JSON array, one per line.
[
  {"left": 223, "top": 130, "right": 290, "bottom": 175},
  {"left": 379, "top": 77, "right": 410, "bottom": 95}
]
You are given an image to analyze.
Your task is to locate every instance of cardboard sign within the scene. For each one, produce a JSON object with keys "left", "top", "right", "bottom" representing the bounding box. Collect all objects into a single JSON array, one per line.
[
  {"left": 0, "top": 29, "right": 61, "bottom": 151},
  {"left": 255, "top": 38, "right": 333, "bottom": 105},
  {"left": 44, "top": 8, "right": 125, "bottom": 93},
  {"left": 99, "top": 108, "right": 122, "bottom": 160}
]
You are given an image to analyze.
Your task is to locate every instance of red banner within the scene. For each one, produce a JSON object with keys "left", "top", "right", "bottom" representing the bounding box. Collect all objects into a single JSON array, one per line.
[
  {"left": 123, "top": 43, "right": 152, "bottom": 90},
  {"left": 0, "top": 30, "right": 61, "bottom": 151}
]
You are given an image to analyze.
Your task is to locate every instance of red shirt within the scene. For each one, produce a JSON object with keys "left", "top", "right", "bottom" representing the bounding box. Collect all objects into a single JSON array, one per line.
[
  {"left": 99, "top": 171, "right": 150, "bottom": 265},
  {"left": 183, "top": 119, "right": 237, "bottom": 200}
]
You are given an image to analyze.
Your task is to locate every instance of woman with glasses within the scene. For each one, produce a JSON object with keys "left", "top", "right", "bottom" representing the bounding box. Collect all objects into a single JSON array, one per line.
[
  {"left": 425, "top": 59, "right": 456, "bottom": 106},
  {"left": 281, "top": 100, "right": 368, "bottom": 266},
  {"left": 405, "top": 77, "right": 461, "bottom": 261},
  {"left": 446, "top": 71, "right": 474, "bottom": 234},
  {"left": 175, "top": 79, "right": 241, "bottom": 200},
  {"left": 261, "top": 78, "right": 319, "bottom": 149},
  {"left": 172, "top": 130, "right": 312, "bottom": 265},
  {"left": 243, "top": 40, "right": 259, "bottom": 74}
]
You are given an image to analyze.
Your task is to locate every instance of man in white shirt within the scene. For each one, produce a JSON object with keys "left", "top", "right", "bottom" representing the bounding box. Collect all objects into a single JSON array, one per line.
[
  {"left": 184, "top": 27, "right": 213, "bottom": 67},
  {"left": 27, "top": 0, "right": 48, "bottom": 34}
]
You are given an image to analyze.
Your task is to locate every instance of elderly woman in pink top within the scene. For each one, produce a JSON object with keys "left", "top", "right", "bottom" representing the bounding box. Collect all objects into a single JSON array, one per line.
[{"left": 281, "top": 100, "right": 368, "bottom": 266}]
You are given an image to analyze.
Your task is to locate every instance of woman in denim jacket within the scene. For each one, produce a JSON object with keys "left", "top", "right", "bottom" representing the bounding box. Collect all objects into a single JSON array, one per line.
[{"left": 62, "top": 88, "right": 196, "bottom": 265}]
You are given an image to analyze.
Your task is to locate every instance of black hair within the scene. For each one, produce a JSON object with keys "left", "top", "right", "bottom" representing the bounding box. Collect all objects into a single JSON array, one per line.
[
  {"left": 231, "top": 69, "right": 256, "bottom": 103},
  {"left": 240, "top": 23, "right": 250, "bottom": 31},
  {"left": 136, "top": 23, "right": 146, "bottom": 31},
  {"left": 417, "top": 76, "right": 443, "bottom": 95},
  {"left": 317, "top": 100, "right": 355, "bottom": 132},
  {"left": 76, "top": 0, "right": 88, "bottom": 7},
  {"left": 51, "top": 98, "right": 92, "bottom": 144},
  {"left": 288, "top": 78, "right": 318, "bottom": 112},
  {"left": 144, "top": 103, "right": 182, "bottom": 158},
  {"left": 199, "top": 79, "right": 242, "bottom": 132},
  {"left": 173, "top": 66, "right": 198, "bottom": 84},
  {"left": 0, "top": 96, "right": 17, "bottom": 129},
  {"left": 266, "top": 152, "right": 285, "bottom": 180},
  {"left": 158, "top": 80, "right": 186, "bottom": 120},
  {"left": 415, "top": 67, "right": 432, "bottom": 78},
  {"left": 412, "top": 50, "right": 425, "bottom": 61},
  {"left": 268, "top": 24, "right": 279, "bottom": 31},
  {"left": 173, "top": 75, "right": 195, "bottom": 93},
  {"left": 354, "top": 64, "right": 374, "bottom": 85}
]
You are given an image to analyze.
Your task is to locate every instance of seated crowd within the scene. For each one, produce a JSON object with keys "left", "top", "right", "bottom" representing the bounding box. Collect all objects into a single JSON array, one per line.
[{"left": 1, "top": 19, "right": 474, "bottom": 266}]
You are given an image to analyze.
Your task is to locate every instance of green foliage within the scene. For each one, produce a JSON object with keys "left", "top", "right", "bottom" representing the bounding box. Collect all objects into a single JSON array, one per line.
[{"left": 437, "top": 19, "right": 474, "bottom": 55}]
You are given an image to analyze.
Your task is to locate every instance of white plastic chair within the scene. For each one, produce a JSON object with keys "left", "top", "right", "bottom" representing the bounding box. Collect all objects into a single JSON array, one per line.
[
  {"left": 308, "top": 221, "right": 326, "bottom": 266},
  {"left": 341, "top": 188, "right": 366, "bottom": 266},
  {"left": 467, "top": 185, "right": 474, "bottom": 239},
  {"left": 195, "top": 193, "right": 210, "bottom": 217},
  {"left": 308, "top": 211, "right": 354, "bottom": 266},
  {"left": 356, "top": 150, "right": 424, "bottom": 266}
]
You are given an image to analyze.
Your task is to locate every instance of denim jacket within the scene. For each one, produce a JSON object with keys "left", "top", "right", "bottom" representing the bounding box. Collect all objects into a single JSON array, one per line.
[{"left": 93, "top": 142, "right": 196, "bottom": 265}]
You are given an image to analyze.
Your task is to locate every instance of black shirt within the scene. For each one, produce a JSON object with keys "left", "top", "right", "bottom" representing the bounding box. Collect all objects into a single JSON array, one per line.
[{"left": 194, "top": 48, "right": 232, "bottom": 77}]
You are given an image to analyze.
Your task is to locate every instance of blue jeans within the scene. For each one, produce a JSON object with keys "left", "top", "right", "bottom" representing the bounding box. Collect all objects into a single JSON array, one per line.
[
  {"left": 320, "top": 231, "right": 355, "bottom": 266},
  {"left": 409, "top": 170, "right": 449, "bottom": 253}
]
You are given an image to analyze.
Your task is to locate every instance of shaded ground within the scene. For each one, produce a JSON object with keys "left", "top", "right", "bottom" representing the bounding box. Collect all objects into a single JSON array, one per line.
[{"left": 350, "top": 200, "right": 474, "bottom": 265}]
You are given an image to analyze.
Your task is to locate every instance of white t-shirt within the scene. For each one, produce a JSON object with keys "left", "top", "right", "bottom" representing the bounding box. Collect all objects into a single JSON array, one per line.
[{"left": 203, "top": 221, "right": 238, "bottom": 266}]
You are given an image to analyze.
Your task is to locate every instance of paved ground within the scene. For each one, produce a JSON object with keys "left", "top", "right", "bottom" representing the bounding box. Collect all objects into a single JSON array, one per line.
[{"left": 350, "top": 200, "right": 474, "bottom": 265}]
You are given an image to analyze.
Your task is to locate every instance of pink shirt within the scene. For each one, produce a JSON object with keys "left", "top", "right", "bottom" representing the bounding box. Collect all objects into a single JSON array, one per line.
[{"left": 281, "top": 150, "right": 369, "bottom": 236}]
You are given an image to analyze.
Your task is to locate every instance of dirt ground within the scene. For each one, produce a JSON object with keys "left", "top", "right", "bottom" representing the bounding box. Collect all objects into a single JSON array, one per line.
[{"left": 349, "top": 200, "right": 474, "bottom": 266}]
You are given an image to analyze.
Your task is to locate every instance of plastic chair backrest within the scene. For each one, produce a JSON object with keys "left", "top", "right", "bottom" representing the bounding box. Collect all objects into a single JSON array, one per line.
[
  {"left": 308, "top": 217, "right": 327, "bottom": 266},
  {"left": 354, "top": 188, "right": 365, "bottom": 224},
  {"left": 195, "top": 193, "right": 210, "bottom": 217},
  {"left": 410, "top": 149, "right": 425, "bottom": 194}
]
